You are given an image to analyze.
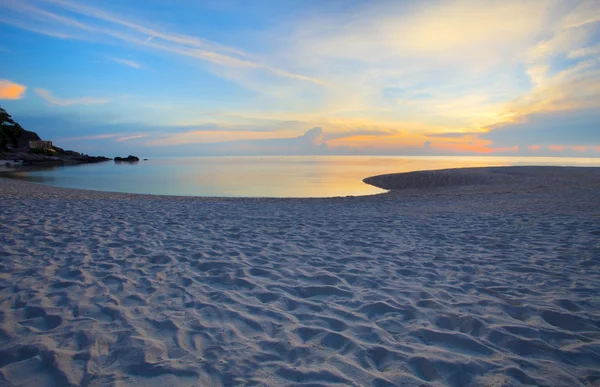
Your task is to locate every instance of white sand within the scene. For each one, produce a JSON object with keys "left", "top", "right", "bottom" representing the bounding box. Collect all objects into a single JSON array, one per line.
[{"left": 0, "top": 166, "right": 599, "bottom": 387}]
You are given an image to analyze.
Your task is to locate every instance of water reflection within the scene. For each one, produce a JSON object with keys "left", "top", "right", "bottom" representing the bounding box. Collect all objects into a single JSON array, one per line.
[{"left": 5, "top": 156, "right": 600, "bottom": 198}]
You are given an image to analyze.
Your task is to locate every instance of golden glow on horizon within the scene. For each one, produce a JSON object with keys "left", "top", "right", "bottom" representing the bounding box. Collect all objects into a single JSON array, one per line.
[{"left": 432, "top": 141, "right": 519, "bottom": 154}]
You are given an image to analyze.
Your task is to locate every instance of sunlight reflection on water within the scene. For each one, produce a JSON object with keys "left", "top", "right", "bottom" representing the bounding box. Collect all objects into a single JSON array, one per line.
[{"left": 9, "top": 155, "right": 600, "bottom": 197}]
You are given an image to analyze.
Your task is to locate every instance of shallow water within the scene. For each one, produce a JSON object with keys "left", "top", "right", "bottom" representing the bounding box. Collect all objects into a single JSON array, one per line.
[{"left": 7, "top": 155, "right": 600, "bottom": 197}]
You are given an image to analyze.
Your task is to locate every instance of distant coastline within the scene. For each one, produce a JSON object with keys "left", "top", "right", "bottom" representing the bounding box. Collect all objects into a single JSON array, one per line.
[{"left": 1, "top": 105, "right": 111, "bottom": 169}]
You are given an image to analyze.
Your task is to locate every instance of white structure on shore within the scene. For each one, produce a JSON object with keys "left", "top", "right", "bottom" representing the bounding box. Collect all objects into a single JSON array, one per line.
[{"left": 29, "top": 140, "right": 52, "bottom": 150}]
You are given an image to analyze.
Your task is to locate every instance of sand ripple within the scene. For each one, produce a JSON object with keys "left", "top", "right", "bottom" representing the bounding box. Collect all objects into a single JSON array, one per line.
[{"left": 1, "top": 168, "right": 599, "bottom": 386}]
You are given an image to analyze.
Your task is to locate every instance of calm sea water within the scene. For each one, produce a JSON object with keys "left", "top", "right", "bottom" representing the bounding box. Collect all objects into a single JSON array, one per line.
[{"left": 7, "top": 156, "right": 600, "bottom": 197}]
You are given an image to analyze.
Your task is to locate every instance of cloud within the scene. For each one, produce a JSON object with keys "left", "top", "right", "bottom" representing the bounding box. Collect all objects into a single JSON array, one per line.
[
  {"left": 425, "top": 131, "right": 483, "bottom": 139},
  {"left": 35, "top": 88, "right": 110, "bottom": 106},
  {"left": 108, "top": 57, "right": 142, "bottom": 69},
  {"left": 56, "top": 133, "right": 120, "bottom": 142},
  {"left": 143, "top": 127, "right": 328, "bottom": 155},
  {"left": 572, "top": 145, "right": 588, "bottom": 152},
  {"left": 431, "top": 140, "right": 519, "bottom": 154},
  {"left": 297, "top": 127, "right": 326, "bottom": 147},
  {"left": 58, "top": 133, "right": 147, "bottom": 143},
  {"left": 116, "top": 134, "right": 147, "bottom": 142},
  {"left": 145, "top": 128, "right": 288, "bottom": 146},
  {"left": 322, "top": 129, "right": 392, "bottom": 141},
  {"left": 293, "top": 0, "right": 552, "bottom": 66},
  {"left": 254, "top": 0, "right": 567, "bottom": 131},
  {"left": 388, "top": 0, "right": 552, "bottom": 63},
  {"left": 3, "top": 0, "right": 599, "bottom": 156},
  {"left": 464, "top": 0, "right": 600, "bottom": 152},
  {"left": 0, "top": 0, "right": 327, "bottom": 87},
  {"left": 0, "top": 79, "right": 27, "bottom": 99},
  {"left": 482, "top": 108, "right": 600, "bottom": 148}
]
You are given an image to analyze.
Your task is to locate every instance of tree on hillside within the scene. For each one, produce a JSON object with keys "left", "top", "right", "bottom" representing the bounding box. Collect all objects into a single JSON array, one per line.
[{"left": 0, "top": 106, "right": 25, "bottom": 149}]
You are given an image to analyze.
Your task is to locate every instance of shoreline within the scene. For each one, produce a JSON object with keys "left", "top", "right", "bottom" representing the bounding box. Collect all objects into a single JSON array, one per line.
[
  {"left": 1, "top": 165, "right": 600, "bottom": 201},
  {"left": 1, "top": 166, "right": 599, "bottom": 386}
]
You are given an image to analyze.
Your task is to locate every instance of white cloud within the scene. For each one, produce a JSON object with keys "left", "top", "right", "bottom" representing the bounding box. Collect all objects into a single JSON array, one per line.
[{"left": 109, "top": 57, "right": 142, "bottom": 69}]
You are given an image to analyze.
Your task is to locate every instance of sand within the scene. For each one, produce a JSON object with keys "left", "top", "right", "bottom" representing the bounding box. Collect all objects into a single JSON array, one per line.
[{"left": 0, "top": 166, "right": 599, "bottom": 387}]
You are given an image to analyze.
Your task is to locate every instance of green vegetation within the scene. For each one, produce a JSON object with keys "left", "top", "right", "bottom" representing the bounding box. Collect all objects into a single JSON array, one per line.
[{"left": 0, "top": 106, "right": 25, "bottom": 150}]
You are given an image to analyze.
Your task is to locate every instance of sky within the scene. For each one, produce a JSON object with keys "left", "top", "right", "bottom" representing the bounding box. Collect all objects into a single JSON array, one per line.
[{"left": 0, "top": 0, "right": 599, "bottom": 157}]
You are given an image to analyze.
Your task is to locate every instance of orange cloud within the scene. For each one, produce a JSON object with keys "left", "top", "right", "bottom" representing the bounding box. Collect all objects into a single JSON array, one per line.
[
  {"left": 327, "top": 134, "right": 420, "bottom": 149},
  {"left": 0, "top": 80, "right": 27, "bottom": 99},
  {"left": 435, "top": 143, "right": 518, "bottom": 154},
  {"left": 572, "top": 145, "right": 588, "bottom": 152},
  {"left": 431, "top": 137, "right": 518, "bottom": 154},
  {"left": 328, "top": 130, "right": 524, "bottom": 154},
  {"left": 548, "top": 145, "right": 565, "bottom": 151},
  {"left": 529, "top": 144, "right": 541, "bottom": 151}
]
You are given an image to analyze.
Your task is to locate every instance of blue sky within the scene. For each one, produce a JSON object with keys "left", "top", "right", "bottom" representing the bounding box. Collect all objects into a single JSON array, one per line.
[{"left": 1, "top": 0, "right": 599, "bottom": 156}]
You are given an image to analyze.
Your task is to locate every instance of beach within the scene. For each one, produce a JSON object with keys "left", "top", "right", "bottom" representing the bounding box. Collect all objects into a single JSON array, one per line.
[{"left": 1, "top": 166, "right": 599, "bottom": 386}]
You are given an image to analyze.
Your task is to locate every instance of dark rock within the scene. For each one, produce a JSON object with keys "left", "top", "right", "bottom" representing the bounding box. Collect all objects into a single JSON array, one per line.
[
  {"left": 114, "top": 155, "right": 140, "bottom": 162},
  {"left": 16, "top": 130, "right": 42, "bottom": 148},
  {"left": 1, "top": 151, "right": 110, "bottom": 166}
]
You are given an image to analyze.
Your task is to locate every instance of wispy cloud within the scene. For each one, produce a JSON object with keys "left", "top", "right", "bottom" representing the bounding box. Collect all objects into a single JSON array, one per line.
[
  {"left": 108, "top": 57, "right": 142, "bottom": 69},
  {"left": 35, "top": 88, "right": 110, "bottom": 106},
  {"left": 472, "top": 0, "right": 600, "bottom": 151},
  {"left": 116, "top": 134, "right": 147, "bottom": 142},
  {"left": 56, "top": 133, "right": 120, "bottom": 142},
  {"left": 145, "top": 129, "right": 296, "bottom": 146},
  {"left": 2, "top": 0, "right": 598, "bottom": 155},
  {"left": 0, "top": 0, "right": 327, "bottom": 87},
  {"left": 0, "top": 79, "right": 27, "bottom": 99}
]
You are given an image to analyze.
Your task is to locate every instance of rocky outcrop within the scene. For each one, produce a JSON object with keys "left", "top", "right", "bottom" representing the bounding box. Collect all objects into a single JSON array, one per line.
[
  {"left": 16, "top": 130, "right": 41, "bottom": 148},
  {"left": 0, "top": 106, "right": 110, "bottom": 166},
  {"left": 114, "top": 155, "right": 140, "bottom": 162},
  {"left": 0, "top": 150, "right": 111, "bottom": 166}
]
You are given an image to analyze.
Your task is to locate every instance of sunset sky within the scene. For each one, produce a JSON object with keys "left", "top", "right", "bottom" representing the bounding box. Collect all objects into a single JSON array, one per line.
[{"left": 1, "top": 0, "right": 599, "bottom": 157}]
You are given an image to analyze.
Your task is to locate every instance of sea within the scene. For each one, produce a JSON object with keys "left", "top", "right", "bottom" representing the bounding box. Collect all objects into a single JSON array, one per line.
[{"left": 5, "top": 156, "right": 600, "bottom": 198}]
